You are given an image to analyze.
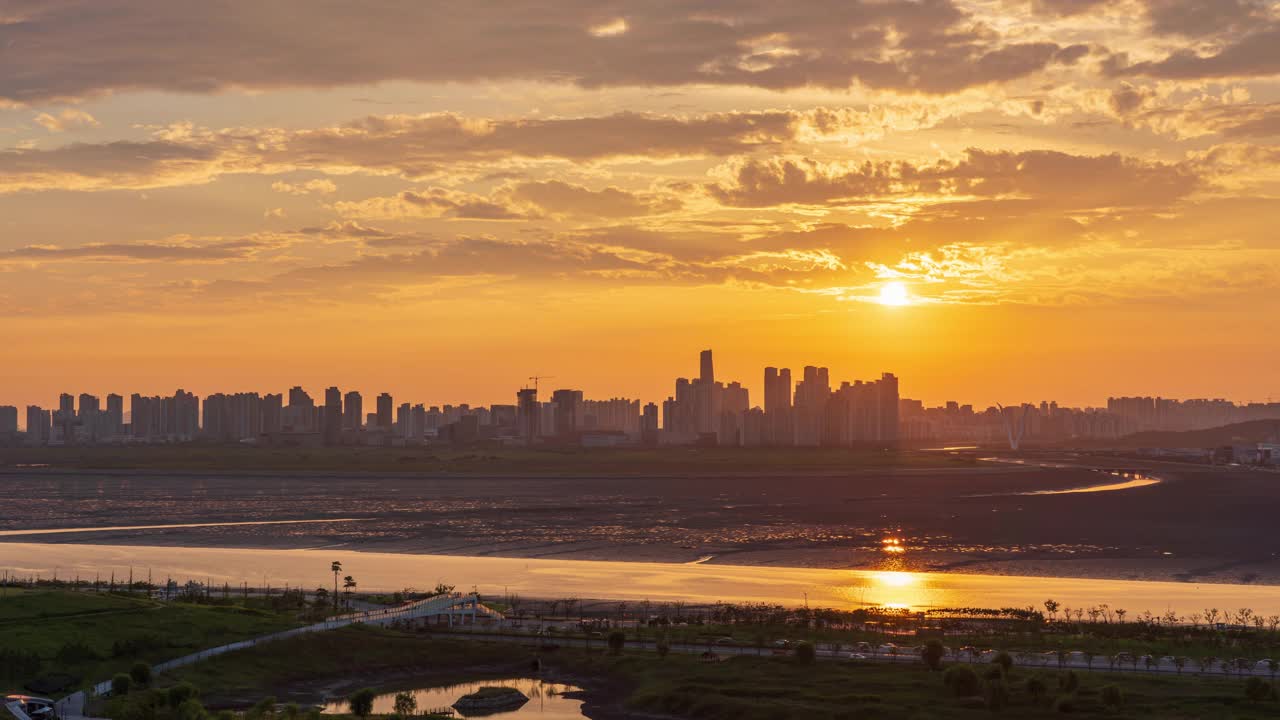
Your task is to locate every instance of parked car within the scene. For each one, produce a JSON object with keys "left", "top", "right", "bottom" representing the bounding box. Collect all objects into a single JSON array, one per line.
[{"left": 5, "top": 696, "right": 55, "bottom": 719}]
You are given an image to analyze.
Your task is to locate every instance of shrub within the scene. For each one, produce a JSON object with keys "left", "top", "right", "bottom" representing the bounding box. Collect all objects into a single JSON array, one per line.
[
  {"left": 992, "top": 651, "right": 1013, "bottom": 676},
  {"left": 944, "top": 664, "right": 980, "bottom": 697},
  {"left": 1244, "top": 677, "right": 1272, "bottom": 702},
  {"left": 111, "top": 674, "right": 132, "bottom": 696},
  {"left": 249, "top": 696, "right": 277, "bottom": 719},
  {"left": 607, "top": 631, "right": 626, "bottom": 655},
  {"left": 348, "top": 688, "right": 376, "bottom": 718},
  {"left": 128, "top": 662, "right": 152, "bottom": 688},
  {"left": 794, "top": 642, "right": 816, "bottom": 665},
  {"left": 656, "top": 640, "right": 670, "bottom": 659},
  {"left": 167, "top": 682, "right": 199, "bottom": 707},
  {"left": 1100, "top": 684, "right": 1124, "bottom": 708},
  {"left": 1026, "top": 675, "right": 1048, "bottom": 704},
  {"left": 175, "top": 698, "right": 207, "bottom": 720},
  {"left": 55, "top": 638, "right": 102, "bottom": 665},
  {"left": 1053, "top": 695, "right": 1076, "bottom": 713},
  {"left": 1058, "top": 670, "right": 1079, "bottom": 693},
  {"left": 984, "top": 678, "right": 1009, "bottom": 711},
  {"left": 393, "top": 691, "right": 417, "bottom": 717},
  {"left": 922, "top": 640, "right": 944, "bottom": 671}
]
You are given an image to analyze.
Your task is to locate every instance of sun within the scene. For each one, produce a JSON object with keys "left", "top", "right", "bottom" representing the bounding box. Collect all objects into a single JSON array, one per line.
[{"left": 877, "top": 281, "right": 911, "bottom": 306}]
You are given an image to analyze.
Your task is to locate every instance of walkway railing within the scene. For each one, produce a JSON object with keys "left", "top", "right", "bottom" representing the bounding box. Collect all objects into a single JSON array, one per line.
[{"left": 86, "top": 592, "right": 498, "bottom": 696}]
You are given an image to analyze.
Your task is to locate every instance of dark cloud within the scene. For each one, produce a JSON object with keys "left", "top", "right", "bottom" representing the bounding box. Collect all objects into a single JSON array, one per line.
[
  {"left": 1143, "top": 0, "right": 1269, "bottom": 38},
  {"left": 1028, "top": 0, "right": 1112, "bottom": 16},
  {"left": 707, "top": 149, "right": 1201, "bottom": 209},
  {"left": 0, "top": 0, "right": 1081, "bottom": 102},
  {"left": 0, "top": 238, "right": 278, "bottom": 262},
  {"left": 1114, "top": 27, "right": 1280, "bottom": 80}
]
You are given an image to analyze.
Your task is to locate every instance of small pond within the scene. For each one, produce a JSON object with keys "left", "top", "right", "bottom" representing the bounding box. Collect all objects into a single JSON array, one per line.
[{"left": 321, "top": 678, "right": 586, "bottom": 718}]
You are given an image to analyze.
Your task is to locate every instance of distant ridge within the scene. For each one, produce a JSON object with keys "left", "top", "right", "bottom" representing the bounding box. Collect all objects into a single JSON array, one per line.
[{"left": 1116, "top": 419, "right": 1280, "bottom": 449}]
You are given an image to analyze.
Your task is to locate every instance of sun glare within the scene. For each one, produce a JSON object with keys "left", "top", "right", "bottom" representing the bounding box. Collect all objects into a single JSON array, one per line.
[{"left": 877, "top": 281, "right": 911, "bottom": 306}]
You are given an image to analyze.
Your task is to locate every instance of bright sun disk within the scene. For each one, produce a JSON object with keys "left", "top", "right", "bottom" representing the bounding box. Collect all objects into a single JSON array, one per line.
[{"left": 877, "top": 281, "right": 911, "bottom": 306}]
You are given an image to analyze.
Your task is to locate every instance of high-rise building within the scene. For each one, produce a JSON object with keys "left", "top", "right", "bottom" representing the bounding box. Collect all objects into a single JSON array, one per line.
[
  {"left": 376, "top": 393, "right": 393, "bottom": 429},
  {"left": 106, "top": 394, "right": 124, "bottom": 437},
  {"left": 343, "top": 391, "right": 363, "bottom": 430},
  {"left": 397, "top": 402, "right": 411, "bottom": 438},
  {"left": 324, "top": 386, "right": 343, "bottom": 445},
  {"left": 793, "top": 366, "right": 830, "bottom": 446},
  {"left": 262, "top": 393, "right": 283, "bottom": 433},
  {"left": 0, "top": 406, "right": 17, "bottom": 436},
  {"left": 700, "top": 349, "right": 714, "bottom": 384},
  {"left": 551, "top": 389, "right": 582, "bottom": 437},
  {"left": 25, "top": 406, "right": 51, "bottom": 446},
  {"left": 763, "top": 366, "right": 793, "bottom": 446},
  {"left": 516, "top": 388, "right": 540, "bottom": 443},
  {"left": 641, "top": 402, "right": 659, "bottom": 446}
]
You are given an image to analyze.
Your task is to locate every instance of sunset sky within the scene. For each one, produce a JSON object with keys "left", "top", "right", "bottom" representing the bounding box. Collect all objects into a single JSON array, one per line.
[{"left": 3, "top": 0, "right": 1279, "bottom": 411}]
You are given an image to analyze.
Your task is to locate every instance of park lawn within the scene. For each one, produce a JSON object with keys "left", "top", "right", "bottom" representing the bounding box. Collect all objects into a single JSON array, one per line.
[
  {"left": 573, "top": 652, "right": 1279, "bottom": 720},
  {"left": 0, "top": 590, "right": 299, "bottom": 695},
  {"left": 167, "top": 625, "right": 535, "bottom": 704},
  {"left": 157, "top": 626, "right": 1279, "bottom": 719}
]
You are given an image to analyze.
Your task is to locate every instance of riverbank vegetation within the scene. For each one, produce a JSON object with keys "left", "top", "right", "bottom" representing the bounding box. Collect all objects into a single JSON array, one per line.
[
  {"left": 0, "top": 589, "right": 299, "bottom": 696},
  {"left": 155, "top": 624, "right": 1279, "bottom": 719}
]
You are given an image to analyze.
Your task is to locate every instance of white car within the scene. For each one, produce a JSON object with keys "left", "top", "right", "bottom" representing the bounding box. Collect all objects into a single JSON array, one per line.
[{"left": 5, "top": 695, "right": 55, "bottom": 719}]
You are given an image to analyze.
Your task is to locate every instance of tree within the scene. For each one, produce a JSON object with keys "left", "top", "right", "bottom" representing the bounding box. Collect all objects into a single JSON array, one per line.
[
  {"left": 656, "top": 639, "right": 670, "bottom": 659},
  {"left": 1044, "top": 599, "right": 1059, "bottom": 621},
  {"left": 331, "top": 561, "right": 343, "bottom": 613},
  {"left": 129, "top": 661, "right": 152, "bottom": 688},
  {"left": 167, "top": 682, "right": 199, "bottom": 707},
  {"left": 794, "top": 641, "right": 816, "bottom": 665},
  {"left": 607, "top": 631, "right": 626, "bottom": 656},
  {"left": 343, "top": 576, "right": 357, "bottom": 609},
  {"left": 314, "top": 587, "right": 329, "bottom": 609},
  {"left": 992, "top": 651, "right": 1013, "bottom": 677},
  {"left": 922, "top": 640, "right": 945, "bottom": 671},
  {"left": 943, "top": 665, "right": 980, "bottom": 697},
  {"left": 348, "top": 689, "right": 376, "bottom": 719},
  {"left": 111, "top": 674, "right": 131, "bottom": 696},
  {"left": 392, "top": 692, "right": 417, "bottom": 717},
  {"left": 983, "top": 678, "right": 1008, "bottom": 711},
  {"left": 1025, "top": 675, "right": 1047, "bottom": 705}
]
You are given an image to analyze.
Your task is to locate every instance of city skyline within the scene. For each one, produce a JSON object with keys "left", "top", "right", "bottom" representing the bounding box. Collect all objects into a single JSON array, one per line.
[
  {"left": 5, "top": 348, "right": 1279, "bottom": 446},
  {"left": 4, "top": 2, "right": 1280, "bottom": 412}
]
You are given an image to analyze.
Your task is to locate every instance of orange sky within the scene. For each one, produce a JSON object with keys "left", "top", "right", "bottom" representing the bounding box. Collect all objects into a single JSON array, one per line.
[{"left": 3, "top": 1, "right": 1280, "bottom": 412}]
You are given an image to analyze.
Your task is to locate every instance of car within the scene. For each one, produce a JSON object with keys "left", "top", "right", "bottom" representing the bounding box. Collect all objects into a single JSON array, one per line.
[
  {"left": 714, "top": 636, "right": 737, "bottom": 646},
  {"left": 843, "top": 652, "right": 869, "bottom": 660},
  {"left": 773, "top": 639, "right": 792, "bottom": 648},
  {"left": 5, "top": 696, "right": 55, "bottom": 718}
]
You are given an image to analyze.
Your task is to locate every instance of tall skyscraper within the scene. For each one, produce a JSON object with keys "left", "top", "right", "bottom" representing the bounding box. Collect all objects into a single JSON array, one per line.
[
  {"left": 376, "top": 393, "right": 393, "bottom": 429},
  {"left": 25, "top": 406, "right": 51, "bottom": 446},
  {"left": 0, "top": 406, "right": 17, "bottom": 436},
  {"left": 700, "top": 349, "right": 714, "bottom": 384},
  {"left": 763, "top": 366, "right": 793, "bottom": 446},
  {"left": 106, "top": 394, "right": 124, "bottom": 437},
  {"left": 343, "top": 391, "right": 363, "bottom": 430},
  {"left": 324, "top": 386, "right": 343, "bottom": 445},
  {"left": 516, "top": 388, "right": 540, "bottom": 443},
  {"left": 551, "top": 389, "right": 582, "bottom": 437}
]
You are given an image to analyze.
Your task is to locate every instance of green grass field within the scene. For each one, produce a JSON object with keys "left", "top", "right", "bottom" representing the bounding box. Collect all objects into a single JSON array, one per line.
[
  {"left": 0, "top": 590, "right": 299, "bottom": 696},
  {"left": 0, "top": 445, "right": 969, "bottom": 475},
  {"left": 161, "top": 624, "right": 1278, "bottom": 719}
]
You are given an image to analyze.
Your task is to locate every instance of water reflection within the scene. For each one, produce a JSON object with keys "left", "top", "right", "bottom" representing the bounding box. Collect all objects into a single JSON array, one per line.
[
  {"left": 968, "top": 471, "right": 1162, "bottom": 497},
  {"left": 320, "top": 678, "right": 583, "bottom": 719},
  {"left": 1, "top": 541, "right": 1277, "bottom": 616}
]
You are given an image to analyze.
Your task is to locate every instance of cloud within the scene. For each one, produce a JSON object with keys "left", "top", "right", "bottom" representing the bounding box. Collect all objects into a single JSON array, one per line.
[
  {"left": 33, "top": 109, "right": 100, "bottom": 132},
  {"left": 0, "top": 238, "right": 285, "bottom": 263},
  {"left": 1142, "top": 0, "right": 1269, "bottom": 38},
  {"left": 1114, "top": 27, "right": 1280, "bottom": 80},
  {"left": 0, "top": 109, "right": 854, "bottom": 193},
  {"left": 271, "top": 179, "right": 337, "bottom": 195},
  {"left": 706, "top": 149, "right": 1201, "bottom": 210},
  {"left": 0, "top": 0, "right": 1088, "bottom": 103},
  {"left": 507, "top": 180, "right": 681, "bottom": 218},
  {"left": 332, "top": 189, "right": 537, "bottom": 221}
]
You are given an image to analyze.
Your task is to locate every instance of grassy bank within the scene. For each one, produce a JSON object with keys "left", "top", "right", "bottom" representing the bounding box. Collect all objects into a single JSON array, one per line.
[
  {"left": 0, "top": 445, "right": 969, "bottom": 475},
  {"left": 0, "top": 590, "right": 299, "bottom": 696},
  {"left": 160, "top": 625, "right": 1278, "bottom": 719}
]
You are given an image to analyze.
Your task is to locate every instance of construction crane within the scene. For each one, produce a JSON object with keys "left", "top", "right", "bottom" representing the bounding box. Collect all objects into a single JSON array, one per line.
[{"left": 528, "top": 375, "right": 554, "bottom": 393}]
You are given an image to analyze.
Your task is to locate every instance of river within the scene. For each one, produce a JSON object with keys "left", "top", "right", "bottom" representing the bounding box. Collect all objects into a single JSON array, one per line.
[{"left": 2, "top": 541, "right": 1277, "bottom": 617}]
